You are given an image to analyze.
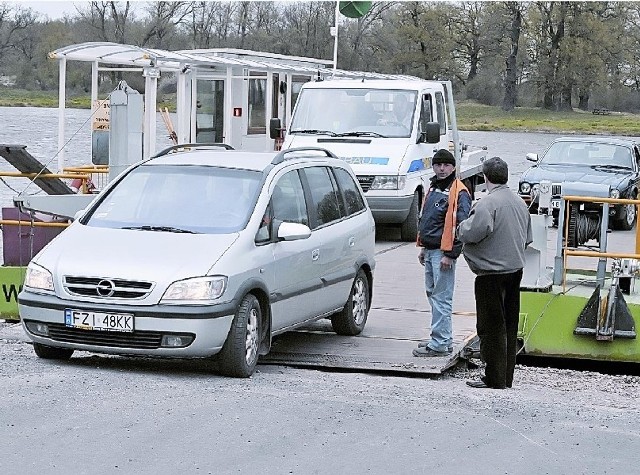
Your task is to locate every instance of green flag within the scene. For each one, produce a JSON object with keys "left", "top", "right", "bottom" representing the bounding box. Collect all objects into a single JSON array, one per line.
[{"left": 339, "top": 1, "right": 372, "bottom": 18}]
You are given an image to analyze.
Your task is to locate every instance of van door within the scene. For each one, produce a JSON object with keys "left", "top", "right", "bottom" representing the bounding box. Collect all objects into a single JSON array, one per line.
[{"left": 268, "top": 169, "right": 324, "bottom": 331}]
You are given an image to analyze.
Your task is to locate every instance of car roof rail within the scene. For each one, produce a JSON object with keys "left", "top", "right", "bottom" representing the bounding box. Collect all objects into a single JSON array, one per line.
[
  {"left": 271, "top": 147, "right": 338, "bottom": 165},
  {"left": 152, "top": 143, "right": 234, "bottom": 158}
]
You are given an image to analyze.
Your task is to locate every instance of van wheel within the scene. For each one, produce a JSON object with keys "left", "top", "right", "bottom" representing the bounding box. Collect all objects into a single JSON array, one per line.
[
  {"left": 33, "top": 342, "right": 74, "bottom": 360},
  {"left": 218, "top": 294, "right": 261, "bottom": 378},
  {"left": 331, "top": 270, "right": 370, "bottom": 336},
  {"left": 400, "top": 190, "right": 420, "bottom": 242}
]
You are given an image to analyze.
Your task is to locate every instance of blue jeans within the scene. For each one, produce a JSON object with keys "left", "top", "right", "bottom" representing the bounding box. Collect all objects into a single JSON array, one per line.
[{"left": 423, "top": 249, "right": 455, "bottom": 352}]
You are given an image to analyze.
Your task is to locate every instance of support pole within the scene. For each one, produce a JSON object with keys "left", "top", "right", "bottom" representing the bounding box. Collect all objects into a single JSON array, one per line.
[
  {"left": 57, "top": 56, "right": 66, "bottom": 173},
  {"left": 332, "top": 1, "right": 339, "bottom": 73}
]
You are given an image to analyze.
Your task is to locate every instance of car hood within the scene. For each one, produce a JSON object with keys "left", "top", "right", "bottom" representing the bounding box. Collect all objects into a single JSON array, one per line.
[
  {"left": 521, "top": 164, "right": 630, "bottom": 188},
  {"left": 35, "top": 223, "right": 238, "bottom": 284}
]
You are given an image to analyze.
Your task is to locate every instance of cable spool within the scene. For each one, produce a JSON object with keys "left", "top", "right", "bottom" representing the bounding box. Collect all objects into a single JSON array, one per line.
[{"left": 566, "top": 202, "right": 602, "bottom": 247}]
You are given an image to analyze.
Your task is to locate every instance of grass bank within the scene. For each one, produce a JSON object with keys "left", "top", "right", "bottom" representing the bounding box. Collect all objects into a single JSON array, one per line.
[{"left": 2, "top": 88, "right": 639, "bottom": 136}]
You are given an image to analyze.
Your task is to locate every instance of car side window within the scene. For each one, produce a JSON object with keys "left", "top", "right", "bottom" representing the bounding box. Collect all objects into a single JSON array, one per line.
[
  {"left": 334, "top": 167, "right": 366, "bottom": 216},
  {"left": 271, "top": 170, "right": 309, "bottom": 226},
  {"left": 303, "top": 166, "right": 342, "bottom": 228}
]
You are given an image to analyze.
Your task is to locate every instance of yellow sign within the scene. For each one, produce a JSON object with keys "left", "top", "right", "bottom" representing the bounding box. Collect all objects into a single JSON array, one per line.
[
  {"left": 0, "top": 266, "right": 25, "bottom": 320},
  {"left": 92, "top": 99, "right": 110, "bottom": 131}
]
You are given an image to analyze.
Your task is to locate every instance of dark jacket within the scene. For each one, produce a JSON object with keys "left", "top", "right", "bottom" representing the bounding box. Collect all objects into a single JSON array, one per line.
[{"left": 418, "top": 175, "right": 472, "bottom": 259}]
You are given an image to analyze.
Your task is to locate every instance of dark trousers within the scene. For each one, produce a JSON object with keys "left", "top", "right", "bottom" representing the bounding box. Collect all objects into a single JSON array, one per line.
[{"left": 474, "top": 269, "right": 523, "bottom": 389}]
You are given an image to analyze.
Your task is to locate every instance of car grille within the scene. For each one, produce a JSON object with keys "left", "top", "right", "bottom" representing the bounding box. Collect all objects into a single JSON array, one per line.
[
  {"left": 357, "top": 175, "right": 375, "bottom": 192},
  {"left": 64, "top": 276, "right": 154, "bottom": 299},
  {"left": 42, "top": 322, "right": 172, "bottom": 349}
]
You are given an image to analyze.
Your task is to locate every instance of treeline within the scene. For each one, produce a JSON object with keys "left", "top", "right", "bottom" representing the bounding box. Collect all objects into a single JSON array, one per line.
[{"left": 1, "top": 1, "right": 640, "bottom": 112}]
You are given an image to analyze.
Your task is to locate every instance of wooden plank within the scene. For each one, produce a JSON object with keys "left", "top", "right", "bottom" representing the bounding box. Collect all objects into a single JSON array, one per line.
[{"left": 0, "top": 144, "right": 74, "bottom": 195}]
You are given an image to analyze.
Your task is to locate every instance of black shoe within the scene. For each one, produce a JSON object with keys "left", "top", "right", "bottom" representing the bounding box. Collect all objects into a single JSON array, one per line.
[
  {"left": 466, "top": 378, "right": 506, "bottom": 389},
  {"left": 466, "top": 379, "right": 491, "bottom": 389}
]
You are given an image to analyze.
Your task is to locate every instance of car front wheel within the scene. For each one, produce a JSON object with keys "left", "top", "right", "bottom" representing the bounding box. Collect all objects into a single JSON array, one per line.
[
  {"left": 331, "top": 269, "right": 370, "bottom": 336},
  {"left": 218, "top": 294, "right": 261, "bottom": 378},
  {"left": 613, "top": 193, "right": 637, "bottom": 231},
  {"left": 33, "top": 342, "right": 74, "bottom": 360}
]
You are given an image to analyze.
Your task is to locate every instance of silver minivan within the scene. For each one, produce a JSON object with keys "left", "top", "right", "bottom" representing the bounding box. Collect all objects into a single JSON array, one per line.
[{"left": 18, "top": 146, "right": 376, "bottom": 377}]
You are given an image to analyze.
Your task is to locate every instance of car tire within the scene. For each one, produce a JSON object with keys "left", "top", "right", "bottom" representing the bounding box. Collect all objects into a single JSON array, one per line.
[
  {"left": 613, "top": 193, "right": 637, "bottom": 231},
  {"left": 33, "top": 342, "right": 74, "bottom": 360},
  {"left": 331, "top": 269, "right": 370, "bottom": 336},
  {"left": 218, "top": 294, "right": 261, "bottom": 378},
  {"left": 400, "top": 190, "right": 420, "bottom": 242}
]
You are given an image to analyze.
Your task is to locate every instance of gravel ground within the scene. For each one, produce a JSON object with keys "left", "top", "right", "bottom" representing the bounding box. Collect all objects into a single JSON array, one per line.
[{"left": 2, "top": 320, "right": 640, "bottom": 474}]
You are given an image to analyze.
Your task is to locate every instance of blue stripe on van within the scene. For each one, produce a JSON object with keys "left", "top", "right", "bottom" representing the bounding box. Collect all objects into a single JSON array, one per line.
[{"left": 340, "top": 157, "right": 389, "bottom": 165}]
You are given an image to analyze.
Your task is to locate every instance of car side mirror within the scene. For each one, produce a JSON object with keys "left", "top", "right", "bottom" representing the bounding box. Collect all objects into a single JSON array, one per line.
[
  {"left": 526, "top": 153, "right": 538, "bottom": 162},
  {"left": 418, "top": 122, "right": 440, "bottom": 144},
  {"left": 269, "top": 118, "right": 282, "bottom": 140},
  {"left": 277, "top": 221, "right": 311, "bottom": 241}
]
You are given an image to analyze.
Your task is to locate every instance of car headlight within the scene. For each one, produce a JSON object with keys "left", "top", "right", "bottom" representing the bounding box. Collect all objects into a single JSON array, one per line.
[
  {"left": 370, "top": 175, "right": 406, "bottom": 190},
  {"left": 24, "top": 263, "right": 54, "bottom": 292},
  {"left": 610, "top": 189, "right": 621, "bottom": 199},
  {"left": 520, "top": 182, "right": 532, "bottom": 194},
  {"left": 161, "top": 276, "right": 227, "bottom": 303}
]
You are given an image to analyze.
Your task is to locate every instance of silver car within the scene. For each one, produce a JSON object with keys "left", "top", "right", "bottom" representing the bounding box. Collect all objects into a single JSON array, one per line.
[{"left": 18, "top": 145, "right": 376, "bottom": 377}]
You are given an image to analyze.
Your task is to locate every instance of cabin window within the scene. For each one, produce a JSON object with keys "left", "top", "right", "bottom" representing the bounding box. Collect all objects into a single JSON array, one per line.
[{"left": 248, "top": 73, "right": 266, "bottom": 135}]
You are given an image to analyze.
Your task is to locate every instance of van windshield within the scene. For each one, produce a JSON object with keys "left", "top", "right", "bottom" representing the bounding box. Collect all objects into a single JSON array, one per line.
[
  {"left": 85, "top": 165, "right": 262, "bottom": 234},
  {"left": 290, "top": 88, "right": 417, "bottom": 138}
]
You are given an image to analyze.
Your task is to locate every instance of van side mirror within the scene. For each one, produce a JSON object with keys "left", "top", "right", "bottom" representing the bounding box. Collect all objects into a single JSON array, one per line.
[
  {"left": 269, "top": 118, "right": 282, "bottom": 140},
  {"left": 418, "top": 122, "right": 441, "bottom": 144}
]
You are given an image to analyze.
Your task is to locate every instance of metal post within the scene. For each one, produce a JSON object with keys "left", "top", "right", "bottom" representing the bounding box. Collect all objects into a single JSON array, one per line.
[
  {"left": 57, "top": 56, "right": 66, "bottom": 173},
  {"left": 332, "top": 1, "right": 339, "bottom": 73}
]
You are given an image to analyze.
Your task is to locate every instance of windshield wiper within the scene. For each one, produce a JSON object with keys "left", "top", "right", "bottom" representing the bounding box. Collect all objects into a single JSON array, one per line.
[
  {"left": 591, "top": 164, "right": 633, "bottom": 170},
  {"left": 334, "top": 131, "right": 387, "bottom": 138},
  {"left": 122, "top": 225, "right": 197, "bottom": 233},
  {"left": 289, "top": 129, "right": 337, "bottom": 136}
]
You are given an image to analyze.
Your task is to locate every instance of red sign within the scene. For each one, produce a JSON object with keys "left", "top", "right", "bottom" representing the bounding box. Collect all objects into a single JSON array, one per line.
[{"left": 233, "top": 107, "right": 242, "bottom": 117}]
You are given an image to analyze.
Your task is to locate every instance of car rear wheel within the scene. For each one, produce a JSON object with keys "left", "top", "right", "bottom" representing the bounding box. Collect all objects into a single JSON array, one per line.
[
  {"left": 400, "top": 190, "right": 420, "bottom": 242},
  {"left": 33, "top": 342, "right": 74, "bottom": 360},
  {"left": 218, "top": 294, "right": 261, "bottom": 378},
  {"left": 331, "top": 269, "right": 370, "bottom": 336},
  {"left": 613, "top": 193, "right": 637, "bottom": 231}
]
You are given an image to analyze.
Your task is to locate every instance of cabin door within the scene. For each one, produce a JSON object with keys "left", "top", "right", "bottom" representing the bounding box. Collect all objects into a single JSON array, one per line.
[{"left": 194, "top": 79, "right": 225, "bottom": 143}]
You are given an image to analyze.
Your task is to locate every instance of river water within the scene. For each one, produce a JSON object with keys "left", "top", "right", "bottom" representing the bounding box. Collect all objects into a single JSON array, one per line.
[{"left": 1, "top": 105, "right": 638, "bottom": 207}]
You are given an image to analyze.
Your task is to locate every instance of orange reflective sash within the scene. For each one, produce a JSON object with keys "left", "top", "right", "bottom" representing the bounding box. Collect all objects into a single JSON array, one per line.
[{"left": 417, "top": 179, "right": 469, "bottom": 251}]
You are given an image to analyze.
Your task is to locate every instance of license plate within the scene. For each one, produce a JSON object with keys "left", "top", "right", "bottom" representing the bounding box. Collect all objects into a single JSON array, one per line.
[
  {"left": 551, "top": 199, "right": 561, "bottom": 209},
  {"left": 65, "top": 309, "right": 134, "bottom": 332}
]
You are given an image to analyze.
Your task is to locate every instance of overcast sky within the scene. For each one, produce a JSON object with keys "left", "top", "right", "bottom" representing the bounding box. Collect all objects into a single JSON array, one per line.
[{"left": 21, "top": 1, "right": 77, "bottom": 19}]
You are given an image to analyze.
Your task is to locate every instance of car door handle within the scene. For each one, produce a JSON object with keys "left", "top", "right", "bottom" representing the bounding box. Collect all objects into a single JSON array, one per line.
[
  {"left": 348, "top": 236, "right": 355, "bottom": 247},
  {"left": 312, "top": 249, "right": 319, "bottom": 261}
]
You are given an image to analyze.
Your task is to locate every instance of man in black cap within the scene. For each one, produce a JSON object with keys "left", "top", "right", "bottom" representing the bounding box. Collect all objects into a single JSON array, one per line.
[{"left": 413, "top": 149, "right": 471, "bottom": 357}]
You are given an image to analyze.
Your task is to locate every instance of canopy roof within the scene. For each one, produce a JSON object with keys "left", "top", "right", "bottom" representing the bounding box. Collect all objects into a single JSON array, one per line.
[{"left": 49, "top": 41, "right": 417, "bottom": 80}]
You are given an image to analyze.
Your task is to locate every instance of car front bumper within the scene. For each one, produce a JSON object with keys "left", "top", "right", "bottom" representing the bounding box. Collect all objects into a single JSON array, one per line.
[{"left": 19, "top": 291, "right": 235, "bottom": 357}]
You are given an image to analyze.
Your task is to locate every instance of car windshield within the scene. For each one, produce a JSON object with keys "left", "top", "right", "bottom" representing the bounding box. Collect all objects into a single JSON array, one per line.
[
  {"left": 85, "top": 165, "right": 262, "bottom": 234},
  {"left": 542, "top": 141, "right": 633, "bottom": 169},
  {"left": 289, "top": 88, "right": 417, "bottom": 138}
]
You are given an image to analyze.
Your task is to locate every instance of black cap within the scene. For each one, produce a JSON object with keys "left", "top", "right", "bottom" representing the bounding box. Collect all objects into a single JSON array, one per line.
[{"left": 432, "top": 149, "right": 455, "bottom": 166}]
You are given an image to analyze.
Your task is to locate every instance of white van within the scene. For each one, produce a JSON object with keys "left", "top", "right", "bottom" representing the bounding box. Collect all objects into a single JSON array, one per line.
[{"left": 271, "top": 79, "right": 486, "bottom": 241}]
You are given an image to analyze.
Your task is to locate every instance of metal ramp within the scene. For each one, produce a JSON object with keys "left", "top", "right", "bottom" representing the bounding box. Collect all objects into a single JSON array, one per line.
[
  {"left": 0, "top": 144, "right": 73, "bottom": 195},
  {"left": 259, "top": 307, "right": 474, "bottom": 375}
]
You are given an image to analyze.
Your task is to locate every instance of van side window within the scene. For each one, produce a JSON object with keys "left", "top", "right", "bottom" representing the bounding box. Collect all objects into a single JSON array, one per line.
[
  {"left": 333, "top": 168, "right": 366, "bottom": 216},
  {"left": 271, "top": 170, "right": 309, "bottom": 226},
  {"left": 435, "top": 92, "right": 446, "bottom": 135},
  {"left": 418, "top": 94, "right": 433, "bottom": 138},
  {"left": 303, "top": 166, "right": 342, "bottom": 227}
]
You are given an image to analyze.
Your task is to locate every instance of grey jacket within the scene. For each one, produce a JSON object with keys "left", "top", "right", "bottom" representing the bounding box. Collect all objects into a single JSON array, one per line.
[{"left": 457, "top": 184, "right": 533, "bottom": 275}]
